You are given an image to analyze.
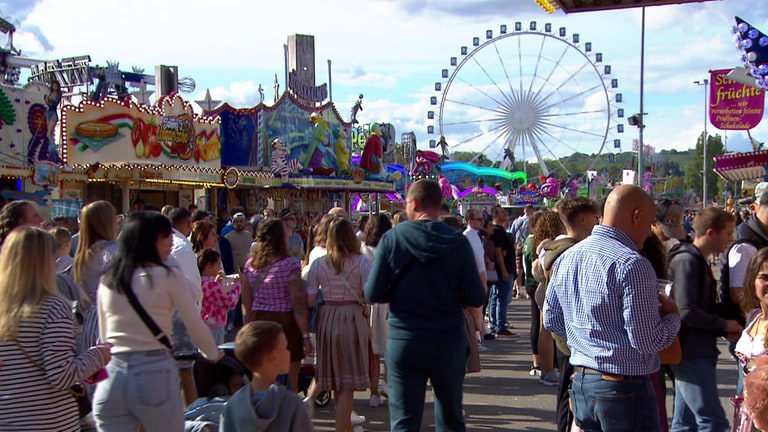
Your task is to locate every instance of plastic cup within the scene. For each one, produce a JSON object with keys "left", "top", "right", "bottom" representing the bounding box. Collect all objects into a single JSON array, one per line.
[
  {"left": 222, "top": 274, "right": 239, "bottom": 293},
  {"left": 657, "top": 279, "right": 673, "bottom": 298}
]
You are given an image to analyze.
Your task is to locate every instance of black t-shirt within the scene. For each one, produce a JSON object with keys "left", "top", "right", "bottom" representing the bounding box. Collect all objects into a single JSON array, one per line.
[{"left": 490, "top": 224, "right": 515, "bottom": 278}]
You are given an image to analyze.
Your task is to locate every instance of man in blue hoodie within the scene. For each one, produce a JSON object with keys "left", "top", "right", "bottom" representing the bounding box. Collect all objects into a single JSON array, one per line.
[{"left": 365, "top": 179, "right": 486, "bottom": 432}]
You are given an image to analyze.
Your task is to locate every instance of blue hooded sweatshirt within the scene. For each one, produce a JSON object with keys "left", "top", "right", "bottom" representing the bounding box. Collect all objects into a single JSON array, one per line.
[{"left": 364, "top": 220, "right": 485, "bottom": 340}]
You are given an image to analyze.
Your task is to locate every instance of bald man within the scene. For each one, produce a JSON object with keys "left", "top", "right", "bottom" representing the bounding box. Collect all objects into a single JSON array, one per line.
[{"left": 543, "top": 185, "right": 681, "bottom": 432}]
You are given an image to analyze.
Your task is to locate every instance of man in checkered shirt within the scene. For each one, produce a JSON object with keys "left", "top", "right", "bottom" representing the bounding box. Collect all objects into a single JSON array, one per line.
[{"left": 543, "top": 184, "right": 681, "bottom": 431}]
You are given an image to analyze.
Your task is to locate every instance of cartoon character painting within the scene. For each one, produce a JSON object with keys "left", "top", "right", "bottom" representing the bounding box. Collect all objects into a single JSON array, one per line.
[
  {"left": 270, "top": 138, "right": 302, "bottom": 177},
  {"left": 411, "top": 150, "right": 441, "bottom": 177},
  {"left": 45, "top": 80, "right": 62, "bottom": 141},
  {"left": 304, "top": 111, "right": 334, "bottom": 176},
  {"left": 540, "top": 177, "right": 560, "bottom": 198},
  {"left": 333, "top": 128, "right": 350, "bottom": 176},
  {"left": 438, "top": 176, "right": 453, "bottom": 199},
  {"left": 360, "top": 122, "right": 383, "bottom": 177}
]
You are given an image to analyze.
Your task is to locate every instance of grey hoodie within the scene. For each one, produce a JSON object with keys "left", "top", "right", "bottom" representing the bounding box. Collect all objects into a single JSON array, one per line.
[{"left": 220, "top": 384, "right": 313, "bottom": 432}]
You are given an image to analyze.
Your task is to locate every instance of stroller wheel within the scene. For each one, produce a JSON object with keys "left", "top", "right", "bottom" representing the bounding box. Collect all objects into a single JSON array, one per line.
[{"left": 315, "top": 391, "right": 332, "bottom": 407}]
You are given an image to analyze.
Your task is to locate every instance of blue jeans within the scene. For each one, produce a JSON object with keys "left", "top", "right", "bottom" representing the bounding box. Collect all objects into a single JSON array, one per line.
[
  {"left": 570, "top": 370, "right": 661, "bottom": 432},
  {"left": 488, "top": 279, "right": 512, "bottom": 332},
  {"left": 94, "top": 349, "right": 184, "bottom": 432},
  {"left": 670, "top": 357, "right": 729, "bottom": 432},
  {"left": 386, "top": 332, "right": 467, "bottom": 432}
]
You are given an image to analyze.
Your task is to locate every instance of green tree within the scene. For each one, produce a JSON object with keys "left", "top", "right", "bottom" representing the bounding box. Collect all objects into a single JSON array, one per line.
[{"left": 684, "top": 132, "right": 725, "bottom": 204}]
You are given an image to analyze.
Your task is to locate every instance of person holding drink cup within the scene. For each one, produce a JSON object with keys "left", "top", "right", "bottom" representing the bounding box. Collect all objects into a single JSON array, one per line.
[
  {"left": 198, "top": 249, "right": 241, "bottom": 345},
  {"left": 668, "top": 206, "right": 743, "bottom": 431}
]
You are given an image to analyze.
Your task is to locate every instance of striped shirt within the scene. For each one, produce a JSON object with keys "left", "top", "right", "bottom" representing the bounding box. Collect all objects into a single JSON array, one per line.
[
  {"left": 0, "top": 296, "right": 105, "bottom": 431},
  {"left": 543, "top": 225, "right": 680, "bottom": 376}
]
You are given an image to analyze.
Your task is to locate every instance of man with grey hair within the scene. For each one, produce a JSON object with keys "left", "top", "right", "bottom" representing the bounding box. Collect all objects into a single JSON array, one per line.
[{"left": 464, "top": 208, "right": 489, "bottom": 347}]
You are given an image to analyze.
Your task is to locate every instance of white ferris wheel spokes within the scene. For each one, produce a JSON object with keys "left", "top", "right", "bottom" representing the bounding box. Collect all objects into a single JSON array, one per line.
[{"left": 428, "top": 23, "right": 624, "bottom": 177}]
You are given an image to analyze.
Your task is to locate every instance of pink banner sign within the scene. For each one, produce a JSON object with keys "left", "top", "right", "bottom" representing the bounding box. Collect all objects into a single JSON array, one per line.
[{"left": 709, "top": 69, "right": 765, "bottom": 130}]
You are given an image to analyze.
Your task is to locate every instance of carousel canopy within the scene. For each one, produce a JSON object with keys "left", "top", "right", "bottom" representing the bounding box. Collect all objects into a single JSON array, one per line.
[
  {"left": 713, "top": 151, "right": 768, "bottom": 182},
  {"left": 545, "top": 0, "right": 718, "bottom": 13}
]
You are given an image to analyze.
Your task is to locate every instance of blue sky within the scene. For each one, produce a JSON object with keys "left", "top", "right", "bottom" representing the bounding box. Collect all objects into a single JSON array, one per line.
[{"left": 6, "top": 0, "right": 768, "bottom": 165}]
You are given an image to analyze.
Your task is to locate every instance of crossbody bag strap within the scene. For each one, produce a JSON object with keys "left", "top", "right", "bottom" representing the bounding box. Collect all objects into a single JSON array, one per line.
[
  {"left": 339, "top": 274, "right": 366, "bottom": 308},
  {"left": 123, "top": 285, "right": 173, "bottom": 351}
]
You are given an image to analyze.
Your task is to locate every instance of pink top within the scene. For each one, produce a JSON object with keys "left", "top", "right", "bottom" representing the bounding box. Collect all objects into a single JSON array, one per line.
[
  {"left": 244, "top": 256, "right": 301, "bottom": 312},
  {"left": 201, "top": 276, "right": 241, "bottom": 329},
  {"left": 307, "top": 254, "right": 370, "bottom": 303}
]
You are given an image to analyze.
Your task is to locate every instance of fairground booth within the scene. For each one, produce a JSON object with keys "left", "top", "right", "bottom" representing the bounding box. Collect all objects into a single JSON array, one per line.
[
  {"left": 61, "top": 93, "right": 223, "bottom": 213},
  {"left": 0, "top": 81, "right": 88, "bottom": 219}
]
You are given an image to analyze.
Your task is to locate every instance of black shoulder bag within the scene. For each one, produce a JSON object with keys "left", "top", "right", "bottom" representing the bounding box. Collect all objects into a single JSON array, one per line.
[{"left": 123, "top": 286, "right": 174, "bottom": 351}]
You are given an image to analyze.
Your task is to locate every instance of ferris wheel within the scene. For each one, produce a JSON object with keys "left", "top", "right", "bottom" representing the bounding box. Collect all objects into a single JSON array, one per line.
[{"left": 427, "top": 22, "right": 625, "bottom": 177}]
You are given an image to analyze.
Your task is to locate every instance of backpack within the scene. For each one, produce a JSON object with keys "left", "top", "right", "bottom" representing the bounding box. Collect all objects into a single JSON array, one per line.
[{"left": 540, "top": 237, "right": 577, "bottom": 356}]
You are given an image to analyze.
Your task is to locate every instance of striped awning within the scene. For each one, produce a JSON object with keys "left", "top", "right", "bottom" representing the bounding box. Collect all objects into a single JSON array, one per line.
[{"left": 713, "top": 151, "right": 768, "bottom": 182}]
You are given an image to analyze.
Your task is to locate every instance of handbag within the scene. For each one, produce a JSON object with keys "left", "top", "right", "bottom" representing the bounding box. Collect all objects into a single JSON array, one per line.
[
  {"left": 659, "top": 335, "right": 682, "bottom": 365},
  {"left": 731, "top": 393, "right": 756, "bottom": 432},
  {"left": 15, "top": 342, "right": 91, "bottom": 418}
]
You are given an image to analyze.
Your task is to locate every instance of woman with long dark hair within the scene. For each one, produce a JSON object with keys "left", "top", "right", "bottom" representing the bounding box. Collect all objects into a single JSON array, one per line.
[
  {"left": 93, "top": 212, "right": 221, "bottom": 432},
  {"left": 241, "top": 218, "right": 311, "bottom": 393}
]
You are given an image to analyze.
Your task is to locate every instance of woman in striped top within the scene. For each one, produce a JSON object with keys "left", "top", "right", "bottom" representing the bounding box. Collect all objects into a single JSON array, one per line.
[{"left": 0, "top": 227, "right": 111, "bottom": 431}]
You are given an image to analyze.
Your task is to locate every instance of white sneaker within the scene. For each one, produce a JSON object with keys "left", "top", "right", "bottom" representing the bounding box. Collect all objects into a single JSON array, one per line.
[
  {"left": 351, "top": 411, "right": 366, "bottom": 425},
  {"left": 302, "top": 396, "right": 315, "bottom": 418},
  {"left": 369, "top": 394, "right": 383, "bottom": 407},
  {"left": 477, "top": 343, "right": 489, "bottom": 352}
]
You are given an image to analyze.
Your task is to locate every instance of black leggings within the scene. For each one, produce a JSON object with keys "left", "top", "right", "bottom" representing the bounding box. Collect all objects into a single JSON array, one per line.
[{"left": 525, "top": 284, "right": 540, "bottom": 355}]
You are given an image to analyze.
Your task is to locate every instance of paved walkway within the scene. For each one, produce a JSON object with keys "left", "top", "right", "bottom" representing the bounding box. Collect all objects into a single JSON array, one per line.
[{"left": 311, "top": 297, "right": 740, "bottom": 431}]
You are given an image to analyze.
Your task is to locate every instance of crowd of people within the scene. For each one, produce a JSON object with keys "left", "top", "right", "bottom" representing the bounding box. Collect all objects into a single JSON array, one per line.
[{"left": 4, "top": 179, "right": 768, "bottom": 432}]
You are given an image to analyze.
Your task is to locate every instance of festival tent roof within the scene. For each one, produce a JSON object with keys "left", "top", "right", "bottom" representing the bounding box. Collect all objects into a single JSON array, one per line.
[{"left": 713, "top": 151, "right": 768, "bottom": 182}]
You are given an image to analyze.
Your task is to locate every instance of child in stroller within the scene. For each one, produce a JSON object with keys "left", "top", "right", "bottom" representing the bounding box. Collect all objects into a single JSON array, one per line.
[
  {"left": 182, "top": 343, "right": 330, "bottom": 431},
  {"left": 184, "top": 354, "right": 249, "bottom": 432}
]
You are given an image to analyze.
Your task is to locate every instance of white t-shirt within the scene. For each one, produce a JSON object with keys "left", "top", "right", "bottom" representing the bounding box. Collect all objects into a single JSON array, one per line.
[
  {"left": 171, "top": 228, "right": 202, "bottom": 304},
  {"left": 728, "top": 242, "right": 758, "bottom": 288},
  {"left": 463, "top": 226, "right": 486, "bottom": 277},
  {"left": 301, "top": 246, "right": 327, "bottom": 295}
]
